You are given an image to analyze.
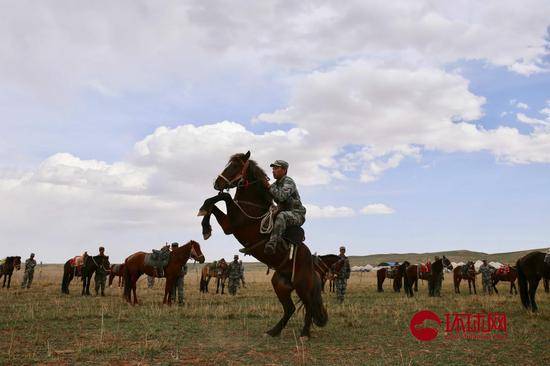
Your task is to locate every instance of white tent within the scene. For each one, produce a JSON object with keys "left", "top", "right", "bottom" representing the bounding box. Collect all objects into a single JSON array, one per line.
[
  {"left": 489, "top": 261, "right": 503, "bottom": 269},
  {"left": 474, "top": 260, "right": 484, "bottom": 271}
]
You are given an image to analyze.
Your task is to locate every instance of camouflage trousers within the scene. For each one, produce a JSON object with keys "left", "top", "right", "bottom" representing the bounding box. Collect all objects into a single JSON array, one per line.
[
  {"left": 429, "top": 275, "right": 443, "bottom": 297},
  {"left": 228, "top": 277, "right": 239, "bottom": 295},
  {"left": 335, "top": 277, "right": 347, "bottom": 302},
  {"left": 21, "top": 270, "right": 34, "bottom": 289},
  {"left": 147, "top": 276, "right": 155, "bottom": 288},
  {"left": 482, "top": 278, "right": 493, "bottom": 294},
  {"left": 269, "top": 211, "right": 305, "bottom": 245},
  {"left": 170, "top": 275, "right": 185, "bottom": 304},
  {"left": 94, "top": 273, "right": 106, "bottom": 296}
]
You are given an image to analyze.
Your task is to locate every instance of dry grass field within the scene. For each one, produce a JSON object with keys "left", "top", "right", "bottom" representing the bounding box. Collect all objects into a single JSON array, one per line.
[{"left": 0, "top": 263, "right": 549, "bottom": 365}]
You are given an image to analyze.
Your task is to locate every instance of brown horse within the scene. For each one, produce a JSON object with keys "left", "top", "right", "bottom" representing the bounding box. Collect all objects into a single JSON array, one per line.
[
  {"left": 199, "top": 151, "right": 328, "bottom": 338},
  {"left": 313, "top": 254, "right": 341, "bottom": 292},
  {"left": 453, "top": 261, "right": 477, "bottom": 294},
  {"left": 82, "top": 254, "right": 110, "bottom": 296},
  {"left": 404, "top": 257, "right": 452, "bottom": 297},
  {"left": 377, "top": 264, "right": 405, "bottom": 292},
  {"left": 491, "top": 265, "right": 517, "bottom": 295},
  {"left": 123, "top": 240, "right": 205, "bottom": 305},
  {"left": 516, "top": 251, "right": 550, "bottom": 311},
  {"left": 109, "top": 264, "right": 125, "bottom": 287},
  {"left": 0, "top": 256, "right": 21, "bottom": 289},
  {"left": 200, "top": 259, "right": 229, "bottom": 294},
  {"left": 61, "top": 253, "right": 87, "bottom": 294}
]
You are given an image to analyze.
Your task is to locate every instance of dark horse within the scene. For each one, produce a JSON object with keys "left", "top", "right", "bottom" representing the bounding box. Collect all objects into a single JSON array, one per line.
[
  {"left": 313, "top": 254, "right": 344, "bottom": 292},
  {"left": 0, "top": 256, "right": 21, "bottom": 289},
  {"left": 109, "top": 264, "right": 125, "bottom": 287},
  {"left": 61, "top": 254, "right": 87, "bottom": 294},
  {"left": 492, "top": 265, "right": 517, "bottom": 295},
  {"left": 404, "top": 257, "right": 452, "bottom": 297},
  {"left": 453, "top": 261, "right": 477, "bottom": 294},
  {"left": 198, "top": 151, "right": 328, "bottom": 338},
  {"left": 200, "top": 259, "right": 229, "bottom": 294},
  {"left": 123, "top": 240, "right": 205, "bottom": 305},
  {"left": 516, "top": 251, "right": 550, "bottom": 311},
  {"left": 82, "top": 255, "right": 110, "bottom": 296},
  {"left": 377, "top": 263, "right": 406, "bottom": 292}
]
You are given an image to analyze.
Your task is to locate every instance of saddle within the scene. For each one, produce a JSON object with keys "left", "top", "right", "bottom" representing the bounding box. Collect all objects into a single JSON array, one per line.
[
  {"left": 496, "top": 265, "right": 510, "bottom": 276},
  {"left": 420, "top": 264, "right": 430, "bottom": 273},
  {"left": 69, "top": 256, "right": 85, "bottom": 268},
  {"left": 144, "top": 249, "right": 171, "bottom": 277}
]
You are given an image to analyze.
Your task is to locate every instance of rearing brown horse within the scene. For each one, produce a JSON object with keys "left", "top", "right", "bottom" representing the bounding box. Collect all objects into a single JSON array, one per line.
[
  {"left": 123, "top": 240, "right": 205, "bottom": 305},
  {"left": 199, "top": 151, "right": 328, "bottom": 338}
]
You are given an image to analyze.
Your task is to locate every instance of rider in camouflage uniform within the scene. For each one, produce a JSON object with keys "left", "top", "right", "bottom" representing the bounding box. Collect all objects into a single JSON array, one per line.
[
  {"left": 228, "top": 255, "right": 242, "bottom": 295},
  {"left": 264, "top": 160, "right": 306, "bottom": 255},
  {"left": 21, "top": 253, "right": 37, "bottom": 289},
  {"left": 335, "top": 246, "right": 351, "bottom": 303},
  {"left": 479, "top": 259, "right": 493, "bottom": 294},
  {"left": 94, "top": 246, "right": 108, "bottom": 296},
  {"left": 170, "top": 242, "right": 188, "bottom": 304}
]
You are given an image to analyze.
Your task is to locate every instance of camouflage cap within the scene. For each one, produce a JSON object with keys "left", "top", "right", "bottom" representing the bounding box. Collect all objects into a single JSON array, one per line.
[
  {"left": 339, "top": 246, "right": 346, "bottom": 251},
  {"left": 171, "top": 242, "right": 179, "bottom": 248},
  {"left": 270, "top": 160, "right": 289, "bottom": 169},
  {"left": 234, "top": 254, "right": 239, "bottom": 260},
  {"left": 99, "top": 246, "right": 105, "bottom": 251},
  {"left": 30, "top": 253, "right": 35, "bottom": 257}
]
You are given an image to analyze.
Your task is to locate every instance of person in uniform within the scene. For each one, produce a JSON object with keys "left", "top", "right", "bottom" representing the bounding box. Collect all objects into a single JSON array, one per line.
[
  {"left": 94, "top": 246, "right": 108, "bottom": 296},
  {"left": 21, "top": 253, "right": 37, "bottom": 289},
  {"left": 228, "top": 255, "right": 242, "bottom": 295},
  {"left": 335, "top": 246, "right": 351, "bottom": 303},
  {"left": 479, "top": 259, "right": 493, "bottom": 294},
  {"left": 170, "top": 242, "right": 188, "bottom": 305}
]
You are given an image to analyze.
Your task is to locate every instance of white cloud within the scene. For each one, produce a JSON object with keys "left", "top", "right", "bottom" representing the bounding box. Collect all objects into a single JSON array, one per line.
[
  {"left": 304, "top": 204, "right": 356, "bottom": 219},
  {"left": 360, "top": 204, "right": 395, "bottom": 215}
]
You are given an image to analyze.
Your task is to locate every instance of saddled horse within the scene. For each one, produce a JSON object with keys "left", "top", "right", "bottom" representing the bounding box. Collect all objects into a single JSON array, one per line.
[
  {"left": 404, "top": 257, "right": 452, "bottom": 297},
  {"left": 516, "top": 251, "right": 550, "bottom": 311},
  {"left": 377, "top": 264, "right": 406, "bottom": 292},
  {"left": 0, "top": 256, "right": 21, "bottom": 289},
  {"left": 492, "top": 265, "right": 517, "bottom": 295},
  {"left": 453, "top": 261, "right": 477, "bottom": 294},
  {"left": 82, "top": 255, "right": 110, "bottom": 296},
  {"left": 198, "top": 151, "right": 328, "bottom": 338},
  {"left": 428, "top": 256, "right": 452, "bottom": 297},
  {"left": 200, "top": 259, "right": 229, "bottom": 294},
  {"left": 109, "top": 264, "right": 125, "bottom": 287},
  {"left": 123, "top": 240, "right": 205, "bottom": 305},
  {"left": 61, "top": 253, "right": 87, "bottom": 294}
]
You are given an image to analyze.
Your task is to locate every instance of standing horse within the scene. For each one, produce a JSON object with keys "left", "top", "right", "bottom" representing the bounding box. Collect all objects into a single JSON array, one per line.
[
  {"left": 492, "top": 265, "right": 517, "bottom": 295},
  {"left": 123, "top": 240, "right": 205, "bottom": 305},
  {"left": 109, "top": 264, "right": 125, "bottom": 287},
  {"left": 377, "top": 264, "right": 406, "bottom": 292},
  {"left": 453, "top": 261, "right": 477, "bottom": 294},
  {"left": 0, "top": 256, "right": 21, "bottom": 289},
  {"left": 428, "top": 256, "right": 452, "bottom": 297},
  {"left": 61, "top": 253, "right": 88, "bottom": 294},
  {"left": 516, "top": 251, "right": 550, "bottom": 311},
  {"left": 200, "top": 259, "right": 229, "bottom": 294},
  {"left": 82, "top": 255, "right": 110, "bottom": 296},
  {"left": 404, "top": 257, "right": 451, "bottom": 297},
  {"left": 312, "top": 254, "right": 342, "bottom": 293},
  {"left": 198, "top": 151, "right": 328, "bottom": 338}
]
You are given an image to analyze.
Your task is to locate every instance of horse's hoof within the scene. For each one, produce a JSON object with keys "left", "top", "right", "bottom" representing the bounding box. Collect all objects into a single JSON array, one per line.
[
  {"left": 203, "top": 232, "right": 212, "bottom": 240},
  {"left": 197, "top": 209, "right": 208, "bottom": 217}
]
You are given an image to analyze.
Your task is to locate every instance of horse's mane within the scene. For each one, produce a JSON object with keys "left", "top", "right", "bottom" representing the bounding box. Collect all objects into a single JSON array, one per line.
[
  {"left": 230, "top": 154, "right": 268, "bottom": 182},
  {"left": 319, "top": 254, "right": 340, "bottom": 262}
]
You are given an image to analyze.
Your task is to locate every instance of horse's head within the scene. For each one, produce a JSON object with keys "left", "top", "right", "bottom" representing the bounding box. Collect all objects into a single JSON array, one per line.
[
  {"left": 331, "top": 258, "right": 346, "bottom": 273},
  {"left": 189, "top": 240, "right": 205, "bottom": 263},
  {"left": 214, "top": 151, "right": 251, "bottom": 191},
  {"left": 442, "top": 256, "right": 453, "bottom": 271},
  {"left": 13, "top": 256, "right": 21, "bottom": 270}
]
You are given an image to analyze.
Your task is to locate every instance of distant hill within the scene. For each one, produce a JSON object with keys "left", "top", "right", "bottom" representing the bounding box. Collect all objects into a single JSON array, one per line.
[{"left": 346, "top": 248, "right": 548, "bottom": 266}]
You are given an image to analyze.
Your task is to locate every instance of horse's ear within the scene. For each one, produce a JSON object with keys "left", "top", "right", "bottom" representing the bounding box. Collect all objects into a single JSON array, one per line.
[{"left": 244, "top": 151, "right": 250, "bottom": 161}]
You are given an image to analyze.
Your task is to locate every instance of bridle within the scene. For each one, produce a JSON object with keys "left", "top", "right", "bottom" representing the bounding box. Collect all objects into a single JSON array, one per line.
[
  {"left": 217, "top": 159, "right": 250, "bottom": 190},
  {"left": 190, "top": 242, "right": 205, "bottom": 262}
]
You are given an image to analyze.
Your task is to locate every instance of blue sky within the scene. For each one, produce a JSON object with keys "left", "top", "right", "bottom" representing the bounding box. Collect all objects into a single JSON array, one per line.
[{"left": 0, "top": 1, "right": 549, "bottom": 263}]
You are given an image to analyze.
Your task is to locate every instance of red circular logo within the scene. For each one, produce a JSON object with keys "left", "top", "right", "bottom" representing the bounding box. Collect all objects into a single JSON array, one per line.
[{"left": 409, "top": 310, "right": 442, "bottom": 341}]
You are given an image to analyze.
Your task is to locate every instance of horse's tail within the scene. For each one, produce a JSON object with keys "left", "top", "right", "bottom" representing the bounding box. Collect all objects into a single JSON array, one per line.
[
  {"left": 123, "top": 264, "right": 131, "bottom": 301},
  {"left": 516, "top": 259, "right": 529, "bottom": 309},
  {"left": 311, "top": 272, "right": 328, "bottom": 327}
]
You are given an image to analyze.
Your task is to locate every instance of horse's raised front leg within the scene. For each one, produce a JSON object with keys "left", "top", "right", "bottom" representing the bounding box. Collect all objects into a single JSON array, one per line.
[
  {"left": 266, "top": 271, "right": 295, "bottom": 337},
  {"left": 199, "top": 193, "right": 234, "bottom": 240}
]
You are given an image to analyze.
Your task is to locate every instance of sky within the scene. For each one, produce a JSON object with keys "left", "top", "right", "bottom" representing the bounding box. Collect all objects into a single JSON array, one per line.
[{"left": 1, "top": 1, "right": 549, "bottom": 263}]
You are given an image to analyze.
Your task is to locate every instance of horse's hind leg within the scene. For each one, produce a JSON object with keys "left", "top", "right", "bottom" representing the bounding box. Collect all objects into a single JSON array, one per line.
[
  {"left": 266, "top": 272, "right": 295, "bottom": 337},
  {"left": 528, "top": 278, "right": 540, "bottom": 312},
  {"left": 511, "top": 281, "right": 517, "bottom": 295}
]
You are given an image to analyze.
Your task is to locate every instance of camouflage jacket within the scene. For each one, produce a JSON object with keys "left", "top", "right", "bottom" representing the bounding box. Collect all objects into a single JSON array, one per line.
[
  {"left": 479, "top": 264, "right": 493, "bottom": 281},
  {"left": 228, "top": 261, "right": 242, "bottom": 279},
  {"left": 269, "top": 176, "right": 306, "bottom": 216},
  {"left": 337, "top": 254, "right": 351, "bottom": 280},
  {"left": 25, "top": 259, "right": 37, "bottom": 272}
]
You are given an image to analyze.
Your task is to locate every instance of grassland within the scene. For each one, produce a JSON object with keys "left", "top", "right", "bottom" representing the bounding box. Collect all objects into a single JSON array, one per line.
[{"left": 0, "top": 262, "right": 549, "bottom": 365}]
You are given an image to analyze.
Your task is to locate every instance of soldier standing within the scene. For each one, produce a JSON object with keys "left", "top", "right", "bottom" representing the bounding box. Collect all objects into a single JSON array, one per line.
[
  {"left": 239, "top": 260, "right": 246, "bottom": 288},
  {"left": 479, "top": 259, "right": 493, "bottom": 294},
  {"left": 170, "top": 242, "right": 188, "bottom": 305},
  {"left": 335, "top": 246, "right": 351, "bottom": 303},
  {"left": 94, "top": 246, "right": 108, "bottom": 296},
  {"left": 228, "top": 255, "right": 242, "bottom": 295},
  {"left": 21, "top": 253, "right": 37, "bottom": 289}
]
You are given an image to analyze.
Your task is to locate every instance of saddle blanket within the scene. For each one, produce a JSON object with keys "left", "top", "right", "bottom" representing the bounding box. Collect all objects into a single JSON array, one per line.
[
  {"left": 69, "top": 256, "right": 85, "bottom": 267},
  {"left": 496, "top": 265, "right": 511, "bottom": 276}
]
